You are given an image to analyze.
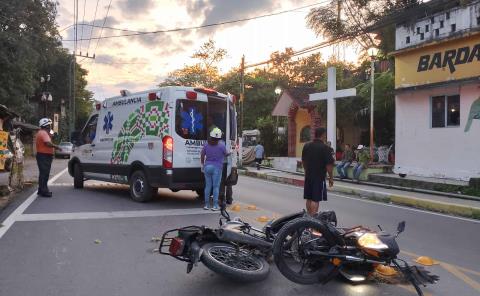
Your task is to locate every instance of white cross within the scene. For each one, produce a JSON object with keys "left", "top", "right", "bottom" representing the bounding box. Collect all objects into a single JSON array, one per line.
[{"left": 309, "top": 67, "right": 356, "bottom": 152}]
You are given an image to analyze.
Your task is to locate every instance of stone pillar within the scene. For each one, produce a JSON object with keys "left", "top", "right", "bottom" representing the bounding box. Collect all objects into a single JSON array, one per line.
[{"left": 287, "top": 105, "right": 298, "bottom": 157}]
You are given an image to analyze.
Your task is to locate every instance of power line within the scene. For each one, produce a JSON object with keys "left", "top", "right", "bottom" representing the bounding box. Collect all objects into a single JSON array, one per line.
[
  {"left": 62, "top": 1, "right": 331, "bottom": 42},
  {"left": 79, "top": 0, "right": 87, "bottom": 53},
  {"left": 86, "top": 0, "right": 100, "bottom": 55},
  {"left": 244, "top": 0, "right": 428, "bottom": 69},
  {"left": 92, "top": 0, "right": 113, "bottom": 58}
]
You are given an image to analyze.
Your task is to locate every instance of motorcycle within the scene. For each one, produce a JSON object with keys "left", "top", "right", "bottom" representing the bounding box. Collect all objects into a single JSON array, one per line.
[
  {"left": 158, "top": 208, "right": 337, "bottom": 282},
  {"left": 272, "top": 217, "right": 439, "bottom": 296}
]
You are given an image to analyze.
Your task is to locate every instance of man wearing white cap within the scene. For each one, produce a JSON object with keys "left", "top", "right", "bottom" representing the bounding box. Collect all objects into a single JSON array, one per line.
[{"left": 35, "top": 118, "right": 61, "bottom": 197}]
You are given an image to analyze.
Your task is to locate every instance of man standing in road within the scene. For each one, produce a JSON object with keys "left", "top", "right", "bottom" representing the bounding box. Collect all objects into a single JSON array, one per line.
[
  {"left": 302, "top": 128, "right": 334, "bottom": 216},
  {"left": 36, "top": 118, "right": 61, "bottom": 197},
  {"left": 254, "top": 142, "right": 265, "bottom": 170}
]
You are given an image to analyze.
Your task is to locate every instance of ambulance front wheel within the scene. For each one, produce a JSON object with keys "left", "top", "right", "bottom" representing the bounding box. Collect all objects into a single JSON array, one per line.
[{"left": 129, "top": 170, "right": 154, "bottom": 202}]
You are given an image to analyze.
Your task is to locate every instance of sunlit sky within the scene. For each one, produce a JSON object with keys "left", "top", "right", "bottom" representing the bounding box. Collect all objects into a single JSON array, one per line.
[{"left": 57, "top": 0, "right": 362, "bottom": 101}]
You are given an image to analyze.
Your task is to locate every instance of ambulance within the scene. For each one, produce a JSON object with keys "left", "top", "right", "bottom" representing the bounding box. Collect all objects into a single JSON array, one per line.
[{"left": 68, "top": 87, "right": 238, "bottom": 202}]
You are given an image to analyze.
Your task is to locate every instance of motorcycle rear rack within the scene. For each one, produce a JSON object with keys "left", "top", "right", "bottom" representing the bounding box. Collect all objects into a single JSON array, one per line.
[{"left": 158, "top": 226, "right": 203, "bottom": 262}]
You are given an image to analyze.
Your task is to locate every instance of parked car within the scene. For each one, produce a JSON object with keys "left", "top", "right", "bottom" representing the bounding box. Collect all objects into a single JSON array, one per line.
[{"left": 56, "top": 142, "right": 73, "bottom": 159}]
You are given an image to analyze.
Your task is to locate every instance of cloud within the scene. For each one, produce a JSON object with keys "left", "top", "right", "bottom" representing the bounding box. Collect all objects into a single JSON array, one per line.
[
  {"left": 117, "top": 0, "right": 154, "bottom": 17},
  {"left": 181, "top": 0, "right": 280, "bottom": 35},
  {"left": 94, "top": 54, "right": 115, "bottom": 64}
]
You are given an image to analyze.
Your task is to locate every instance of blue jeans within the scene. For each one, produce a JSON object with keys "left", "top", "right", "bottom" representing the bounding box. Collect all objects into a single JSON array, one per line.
[
  {"left": 336, "top": 161, "right": 351, "bottom": 178},
  {"left": 36, "top": 153, "right": 53, "bottom": 193},
  {"left": 353, "top": 163, "right": 364, "bottom": 180},
  {"left": 204, "top": 164, "right": 222, "bottom": 208}
]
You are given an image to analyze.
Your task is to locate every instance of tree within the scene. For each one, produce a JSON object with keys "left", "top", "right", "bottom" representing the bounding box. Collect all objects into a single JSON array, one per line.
[
  {"left": 159, "top": 39, "right": 227, "bottom": 88},
  {"left": 0, "top": 0, "right": 92, "bottom": 137},
  {"left": 306, "top": 0, "right": 422, "bottom": 55},
  {"left": 357, "top": 71, "right": 395, "bottom": 145}
]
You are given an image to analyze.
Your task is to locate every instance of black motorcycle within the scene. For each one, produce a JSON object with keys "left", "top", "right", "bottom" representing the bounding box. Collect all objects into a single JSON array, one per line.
[
  {"left": 158, "top": 209, "right": 336, "bottom": 282},
  {"left": 273, "top": 217, "right": 439, "bottom": 296}
]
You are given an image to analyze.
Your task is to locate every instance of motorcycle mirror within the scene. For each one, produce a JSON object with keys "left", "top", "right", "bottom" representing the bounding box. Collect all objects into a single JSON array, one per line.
[{"left": 397, "top": 221, "right": 406, "bottom": 234}]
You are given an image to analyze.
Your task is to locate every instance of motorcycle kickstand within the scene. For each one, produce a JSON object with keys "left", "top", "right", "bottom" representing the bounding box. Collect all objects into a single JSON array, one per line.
[{"left": 186, "top": 263, "right": 194, "bottom": 274}]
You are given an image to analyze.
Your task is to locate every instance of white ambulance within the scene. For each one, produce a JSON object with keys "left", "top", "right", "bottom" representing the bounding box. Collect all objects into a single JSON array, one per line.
[{"left": 68, "top": 87, "right": 238, "bottom": 202}]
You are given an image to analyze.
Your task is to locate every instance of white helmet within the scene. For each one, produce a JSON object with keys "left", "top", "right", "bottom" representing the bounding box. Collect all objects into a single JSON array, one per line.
[
  {"left": 210, "top": 127, "right": 222, "bottom": 139},
  {"left": 39, "top": 118, "right": 52, "bottom": 127}
]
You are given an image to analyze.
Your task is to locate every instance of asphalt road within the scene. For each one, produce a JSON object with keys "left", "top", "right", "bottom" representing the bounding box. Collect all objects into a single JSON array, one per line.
[{"left": 0, "top": 166, "right": 479, "bottom": 296}]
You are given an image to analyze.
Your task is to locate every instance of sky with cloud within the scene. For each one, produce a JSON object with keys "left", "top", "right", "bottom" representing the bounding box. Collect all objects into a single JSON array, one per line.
[{"left": 57, "top": 0, "right": 361, "bottom": 101}]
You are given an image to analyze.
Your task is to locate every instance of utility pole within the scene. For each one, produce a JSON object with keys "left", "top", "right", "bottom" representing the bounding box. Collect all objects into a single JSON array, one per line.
[
  {"left": 337, "top": 0, "right": 342, "bottom": 24},
  {"left": 239, "top": 55, "right": 245, "bottom": 136},
  {"left": 72, "top": 0, "right": 78, "bottom": 135}
]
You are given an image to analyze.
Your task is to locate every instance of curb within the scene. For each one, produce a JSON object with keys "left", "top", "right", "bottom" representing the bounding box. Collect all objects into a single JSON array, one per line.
[{"left": 239, "top": 169, "right": 480, "bottom": 220}]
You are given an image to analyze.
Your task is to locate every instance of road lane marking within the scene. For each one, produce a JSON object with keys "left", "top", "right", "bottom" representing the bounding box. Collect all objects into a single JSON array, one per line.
[
  {"left": 441, "top": 263, "right": 480, "bottom": 293},
  {"left": 402, "top": 250, "right": 480, "bottom": 282},
  {"left": 16, "top": 208, "right": 217, "bottom": 221},
  {"left": 0, "top": 168, "right": 68, "bottom": 239},
  {"left": 233, "top": 199, "right": 480, "bottom": 293},
  {"left": 241, "top": 176, "right": 480, "bottom": 224}
]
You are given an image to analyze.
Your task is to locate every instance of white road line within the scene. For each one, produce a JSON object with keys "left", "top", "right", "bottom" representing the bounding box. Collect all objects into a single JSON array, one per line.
[
  {"left": 242, "top": 176, "right": 480, "bottom": 224},
  {"left": 0, "top": 168, "right": 68, "bottom": 239},
  {"left": 17, "top": 208, "right": 216, "bottom": 222}
]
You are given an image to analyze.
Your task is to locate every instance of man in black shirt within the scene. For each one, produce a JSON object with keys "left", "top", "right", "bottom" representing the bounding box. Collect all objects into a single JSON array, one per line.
[{"left": 301, "top": 127, "right": 335, "bottom": 216}]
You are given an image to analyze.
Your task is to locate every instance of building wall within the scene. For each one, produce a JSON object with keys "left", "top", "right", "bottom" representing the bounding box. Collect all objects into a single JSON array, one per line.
[
  {"left": 395, "top": 2, "right": 480, "bottom": 50},
  {"left": 395, "top": 83, "right": 480, "bottom": 180},
  {"left": 295, "top": 108, "right": 311, "bottom": 157},
  {"left": 395, "top": 33, "right": 480, "bottom": 89}
]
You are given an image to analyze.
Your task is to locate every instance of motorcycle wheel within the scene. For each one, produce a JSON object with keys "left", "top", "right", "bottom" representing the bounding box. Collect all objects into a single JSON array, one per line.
[
  {"left": 273, "top": 218, "right": 336, "bottom": 285},
  {"left": 201, "top": 242, "right": 270, "bottom": 282}
]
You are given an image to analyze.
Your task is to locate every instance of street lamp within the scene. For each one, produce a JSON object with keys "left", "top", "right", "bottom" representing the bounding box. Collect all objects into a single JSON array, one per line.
[
  {"left": 40, "top": 75, "right": 52, "bottom": 117},
  {"left": 274, "top": 86, "right": 282, "bottom": 95},
  {"left": 274, "top": 86, "right": 282, "bottom": 135},
  {"left": 367, "top": 47, "right": 379, "bottom": 162}
]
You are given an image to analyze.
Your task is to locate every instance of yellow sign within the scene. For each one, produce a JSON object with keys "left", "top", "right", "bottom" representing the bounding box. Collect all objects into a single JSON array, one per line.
[
  {"left": 0, "top": 131, "right": 9, "bottom": 170},
  {"left": 394, "top": 33, "right": 480, "bottom": 89}
]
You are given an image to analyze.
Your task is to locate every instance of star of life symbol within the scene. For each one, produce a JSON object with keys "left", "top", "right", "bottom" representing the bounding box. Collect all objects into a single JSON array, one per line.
[{"left": 103, "top": 111, "right": 113, "bottom": 134}]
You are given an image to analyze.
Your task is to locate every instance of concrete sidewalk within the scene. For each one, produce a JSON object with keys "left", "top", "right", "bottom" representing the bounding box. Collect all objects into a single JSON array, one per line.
[{"left": 240, "top": 167, "right": 480, "bottom": 220}]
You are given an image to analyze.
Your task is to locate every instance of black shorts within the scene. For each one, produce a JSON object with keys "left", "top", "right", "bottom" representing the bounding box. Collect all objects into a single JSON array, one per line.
[
  {"left": 304, "top": 178, "right": 327, "bottom": 202},
  {"left": 255, "top": 158, "right": 263, "bottom": 164}
]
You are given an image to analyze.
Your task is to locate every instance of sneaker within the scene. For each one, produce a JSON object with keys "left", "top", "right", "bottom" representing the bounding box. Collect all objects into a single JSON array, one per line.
[
  {"left": 203, "top": 206, "right": 210, "bottom": 210},
  {"left": 211, "top": 207, "right": 220, "bottom": 211}
]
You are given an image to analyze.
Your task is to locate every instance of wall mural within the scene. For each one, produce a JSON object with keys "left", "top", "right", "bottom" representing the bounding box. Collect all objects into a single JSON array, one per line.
[{"left": 465, "top": 97, "right": 480, "bottom": 132}]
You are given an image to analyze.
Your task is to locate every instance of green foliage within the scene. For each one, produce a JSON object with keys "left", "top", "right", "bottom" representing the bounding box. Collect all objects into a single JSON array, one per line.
[
  {"left": 159, "top": 39, "right": 226, "bottom": 88},
  {"left": 0, "top": 0, "right": 92, "bottom": 139},
  {"left": 306, "top": 0, "right": 422, "bottom": 55},
  {"left": 357, "top": 71, "right": 395, "bottom": 145},
  {"left": 255, "top": 116, "right": 287, "bottom": 157}
]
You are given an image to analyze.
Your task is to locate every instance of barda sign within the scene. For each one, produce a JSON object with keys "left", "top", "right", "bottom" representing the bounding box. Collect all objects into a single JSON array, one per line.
[{"left": 417, "top": 43, "right": 480, "bottom": 73}]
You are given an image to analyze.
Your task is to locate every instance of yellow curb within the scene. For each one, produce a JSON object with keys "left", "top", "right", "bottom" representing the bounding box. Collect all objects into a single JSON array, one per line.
[{"left": 247, "top": 204, "right": 258, "bottom": 210}]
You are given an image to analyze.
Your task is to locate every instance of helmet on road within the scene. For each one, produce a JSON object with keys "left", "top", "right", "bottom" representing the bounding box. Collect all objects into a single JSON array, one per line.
[
  {"left": 210, "top": 127, "right": 222, "bottom": 139},
  {"left": 39, "top": 118, "right": 52, "bottom": 127}
]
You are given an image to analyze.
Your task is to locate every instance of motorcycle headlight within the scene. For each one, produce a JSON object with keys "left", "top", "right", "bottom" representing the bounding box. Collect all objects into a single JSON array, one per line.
[{"left": 357, "top": 233, "right": 388, "bottom": 250}]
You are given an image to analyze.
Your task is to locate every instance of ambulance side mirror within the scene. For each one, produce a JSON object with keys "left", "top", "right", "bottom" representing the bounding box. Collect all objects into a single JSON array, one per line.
[{"left": 70, "top": 131, "right": 81, "bottom": 146}]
